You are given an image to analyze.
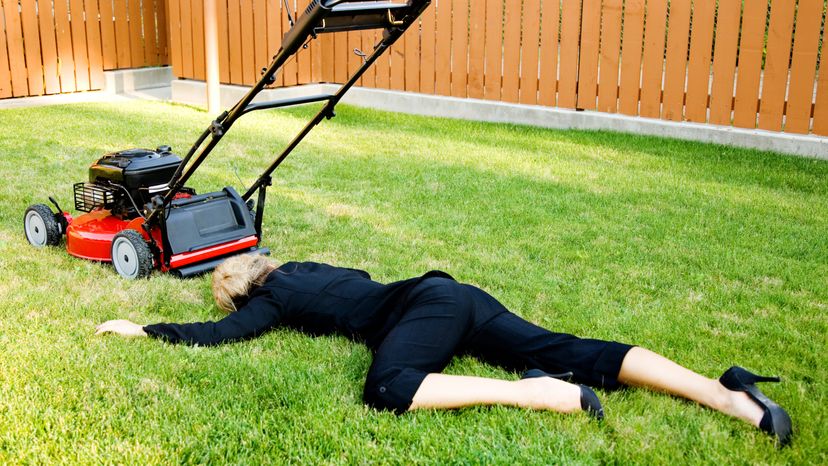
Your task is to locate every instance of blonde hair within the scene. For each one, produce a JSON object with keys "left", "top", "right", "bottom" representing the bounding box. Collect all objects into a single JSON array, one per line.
[{"left": 212, "top": 254, "right": 275, "bottom": 312}]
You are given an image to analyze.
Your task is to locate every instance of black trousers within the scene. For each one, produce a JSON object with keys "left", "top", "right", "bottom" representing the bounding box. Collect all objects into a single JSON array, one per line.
[{"left": 363, "top": 277, "right": 634, "bottom": 414}]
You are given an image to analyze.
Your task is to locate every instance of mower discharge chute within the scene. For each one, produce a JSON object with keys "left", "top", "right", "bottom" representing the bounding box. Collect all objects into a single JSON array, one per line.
[{"left": 23, "top": 0, "right": 431, "bottom": 279}]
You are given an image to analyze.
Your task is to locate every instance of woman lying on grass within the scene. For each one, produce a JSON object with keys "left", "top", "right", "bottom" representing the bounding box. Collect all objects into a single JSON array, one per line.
[{"left": 96, "top": 254, "right": 792, "bottom": 446}]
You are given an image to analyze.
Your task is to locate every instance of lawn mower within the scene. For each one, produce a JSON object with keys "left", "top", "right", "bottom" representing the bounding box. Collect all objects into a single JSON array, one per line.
[{"left": 23, "top": 0, "right": 430, "bottom": 279}]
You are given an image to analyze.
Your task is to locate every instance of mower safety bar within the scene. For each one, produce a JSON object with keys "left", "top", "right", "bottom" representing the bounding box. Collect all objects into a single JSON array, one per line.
[{"left": 239, "top": 94, "right": 334, "bottom": 116}]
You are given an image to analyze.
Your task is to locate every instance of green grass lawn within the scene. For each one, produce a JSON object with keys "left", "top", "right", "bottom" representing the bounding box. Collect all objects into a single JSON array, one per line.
[{"left": 1, "top": 100, "right": 826, "bottom": 464}]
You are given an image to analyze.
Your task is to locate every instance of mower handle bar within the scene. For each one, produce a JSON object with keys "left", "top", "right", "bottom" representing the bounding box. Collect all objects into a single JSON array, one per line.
[{"left": 144, "top": 0, "right": 431, "bottom": 230}]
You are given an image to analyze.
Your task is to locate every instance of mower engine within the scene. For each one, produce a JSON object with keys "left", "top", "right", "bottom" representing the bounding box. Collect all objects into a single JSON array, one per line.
[{"left": 24, "top": 146, "right": 267, "bottom": 279}]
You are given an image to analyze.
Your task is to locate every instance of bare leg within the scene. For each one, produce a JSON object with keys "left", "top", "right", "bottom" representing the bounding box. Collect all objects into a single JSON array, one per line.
[
  {"left": 618, "top": 347, "right": 764, "bottom": 426},
  {"left": 409, "top": 373, "right": 582, "bottom": 413}
]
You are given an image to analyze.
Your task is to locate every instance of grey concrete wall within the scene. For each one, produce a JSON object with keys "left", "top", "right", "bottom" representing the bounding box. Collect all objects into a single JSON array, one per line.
[
  {"left": 104, "top": 67, "right": 174, "bottom": 93},
  {"left": 170, "top": 79, "right": 828, "bottom": 161}
]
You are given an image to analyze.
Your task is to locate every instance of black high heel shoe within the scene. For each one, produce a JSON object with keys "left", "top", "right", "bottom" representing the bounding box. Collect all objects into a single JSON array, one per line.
[
  {"left": 521, "top": 369, "right": 604, "bottom": 420},
  {"left": 719, "top": 366, "right": 793, "bottom": 446}
]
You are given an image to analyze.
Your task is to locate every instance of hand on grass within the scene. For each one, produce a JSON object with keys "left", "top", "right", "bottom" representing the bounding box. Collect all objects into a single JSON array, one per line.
[{"left": 95, "top": 320, "right": 148, "bottom": 337}]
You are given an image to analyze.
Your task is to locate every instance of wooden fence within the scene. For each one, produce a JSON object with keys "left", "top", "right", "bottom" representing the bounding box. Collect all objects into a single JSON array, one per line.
[
  {"left": 169, "top": 0, "right": 828, "bottom": 136},
  {"left": 0, "top": 0, "right": 168, "bottom": 98}
]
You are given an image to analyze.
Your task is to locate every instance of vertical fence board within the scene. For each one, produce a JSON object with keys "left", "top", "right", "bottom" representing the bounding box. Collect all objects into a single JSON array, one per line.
[
  {"left": 467, "top": 0, "right": 485, "bottom": 99},
  {"left": 320, "top": 33, "right": 333, "bottom": 83},
  {"left": 157, "top": 0, "right": 168, "bottom": 64},
  {"left": 180, "top": 0, "right": 194, "bottom": 77},
  {"left": 404, "top": 24, "right": 419, "bottom": 92},
  {"left": 597, "top": 0, "right": 622, "bottom": 113},
  {"left": 115, "top": 0, "right": 130, "bottom": 67},
  {"left": 128, "top": 0, "right": 143, "bottom": 66},
  {"left": 661, "top": 0, "right": 691, "bottom": 121},
  {"left": 483, "top": 0, "right": 502, "bottom": 100},
  {"left": 813, "top": 33, "right": 828, "bottom": 135},
  {"left": 374, "top": 31, "right": 390, "bottom": 88},
  {"left": 0, "top": 11, "right": 11, "bottom": 98},
  {"left": 3, "top": 0, "right": 30, "bottom": 95},
  {"left": 218, "top": 0, "right": 230, "bottom": 83},
  {"left": 332, "top": 33, "right": 346, "bottom": 83},
  {"left": 733, "top": 1, "right": 768, "bottom": 128},
  {"left": 501, "top": 0, "right": 521, "bottom": 103},
  {"left": 434, "top": 0, "right": 451, "bottom": 95},
  {"left": 359, "top": 30, "right": 374, "bottom": 87},
  {"left": 253, "top": 0, "right": 268, "bottom": 80},
  {"left": 576, "top": 0, "right": 600, "bottom": 109},
  {"left": 54, "top": 0, "right": 76, "bottom": 91},
  {"left": 99, "top": 0, "right": 118, "bottom": 69},
  {"left": 781, "top": 0, "right": 823, "bottom": 133},
  {"left": 451, "top": 0, "right": 468, "bottom": 97},
  {"left": 519, "top": 0, "right": 540, "bottom": 105},
  {"left": 684, "top": 0, "right": 715, "bottom": 123},
  {"left": 420, "top": 4, "right": 435, "bottom": 94},
  {"left": 758, "top": 0, "right": 796, "bottom": 131},
  {"left": 618, "top": 0, "right": 644, "bottom": 115},
  {"left": 297, "top": 0, "right": 312, "bottom": 84},
  {"left": 537, "top": 0, "right": 559, "bottom": 107},
  {"left": 557, "top": 0, "right": 580, "bottom": 108},
  {"left": 70, "top": 0, "right": 91, "bottom": 90},
  {"left": 708, "top": 0, "right": 741, "bottom": 125},
  {"left": 39, "top": 0, "right": 62, "bottom": 92},
  {"left": 191, "top": 0, "right": 205, "bottom": 80},
  {"left": 282, "top": 1, "right": 297, "bottom": 85},
  {"left": 390, "top": 32, "right": 404, "bottom": 90},
  {"left": 639, "top": 0, "right": 667, "bottom": 118},
  {"left": 142, "top": 0, "right": 156, "bottom": 64},
  {"left": 21, "top": 0, "right": 44, "bottom": 95},
  {"left": 267, "top": 0, "right": 282, "bottom": 85},
  {"left": 85, "top": 0, "right": 105, "bottom": 89},
  {"left": 226, "top": 0, "right": 241, "bottom": 83},
  {"left": 167, "top": 0, "right": 182, "bottom": 76}
]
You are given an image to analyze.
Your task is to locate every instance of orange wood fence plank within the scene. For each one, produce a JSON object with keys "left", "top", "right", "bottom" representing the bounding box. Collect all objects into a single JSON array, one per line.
[
  {"left": 227, "top": 0, "right": 242, "bottom": 83},
  {"left": 0, "top": 3, "right": 13, "bottom": 98},
  {"left": 732, "top": 0, "right": 768, "bottom": 128},
  {"left": 707, "top": 0, "right": 741, "bottom": 125},
  {"left": 434, "top": 0, "right": 451, "bottom": 95},
  {"left": 374, "top": 31, "right": 390, "bottom": 88},
  {"left": 38, "top": 0, "right": 61, "bottom": 93},
  {"left": 661, "top": 0, "right": 691, "bottom": 121},
  {"left": 20, "top": 0, "right": 44, "bottom": 95},
  {"left": 167, "top": 0, "right": 182, "bottom": 76},
  {"left": 99, "top": 0, "right": 118, "bottom": 69},
  {"left": 638, "top": 0, "right": 667, "bottom": 118},
  {"left": 142, "top": 0, "right": 156, "bottom": 64},
  {"left": 54, "top": 0, "right": 76, "bottom": 91},
  {"left": 451, "top": 0, "right": 468, "bottom": 97},
  {"left": 192, "top": 0, "right": 206, "bottom": 80},
  {"left": 3, "top": 0, "right": 30, "bottom": 96},
  {"left": 618, "top": 0, "right": 644, "bottom": 115},
  {"left": 238, "top": 0, "right": 253, "bottom": 84},
  {"left": 390, "top": 32, "right": 404, "bottom": 90},
  {"left": 684, "top": 0, "right": 715, "bottom": 123},
  {"left": 482, "top": 0, "right": 501, "bottom": 100},
  {"left": 179, "top": 0, "right": 194, "bottom": 77},
  {"left": 281, "top": 6, "right": 297, "bottom": 85},
  {"left": 519, "top": 0, "right": 540, "bottom": 105},
  {"left": 319, "top": 33, "right": 333, "bottom": 83},
  {"left": 813, "top": 31, "right": 828, "bottom": 135},
  {"left": 297, "top": 0, "right": 312, "bottom": 84},
  {"left": 576, "top": 0, "right": 601, "bottom": 110},
  {"left": 333, "top": 32, "right": 347, "bottom": 84},
  {"left": 501, "top": 0, "right": 521, "bottom": 103},
  {"left": 420, "top": 4, "right": 435, "bottom": 94},
  {"left": 310, "top": 27, "right": 321, "bottom": 83},
  {"left": 218, "top": 0, "right": 230, "bottom": 83},
  {"left": 70, "top": 0, "right": 90, "bottom": 90},
  {"left": 537, "top": 0, "right": 558, "bottom": 107},
  {"left": 128, "top": 0, "right": 143, "bottom": 66},
  {"left": 557, "top": 0, "right": 581, "bottom": 108},
  {"left": 157, "top": 0, "right": 169, "bottom": 64},
  {"left": 758, "top": 0, "right": 796, "bottom": 131},
  {"left": 85, "top": 0, "right": 105, "bottom": 89},
  {"left": 596, "top": 0, "right": 622, "bottom": 113},
  {"left": 781, "top": 0, "right": 823, "bottom": 134},
  {"left": 114, "top": 0, "right": 131, "bottom": 67},
  {"left": 267, "top": 0, "right": 282, "bottom": 86},
  {"left": 404, "top": 24, "right": 419, "bottom": 92},
  {"left": 347, "top": 30, "right": 361, "bottom": 82},
  {"left": 359, "top": 30, "right": 375, "bottom": 87},
  {"left": 467, "top": 0, "right": 485, "bottom": 99},
  {"left": 253, "top": 0, "right": 268, "bottom": 80}
]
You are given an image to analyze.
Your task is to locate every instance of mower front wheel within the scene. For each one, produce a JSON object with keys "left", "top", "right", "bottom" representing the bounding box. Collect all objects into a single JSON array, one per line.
[
  {"left": 24, "top": 204, "right": 62, "bottom": 247},
  {"left": 111, "top": 230, "right": 153, "bottom": 279}
]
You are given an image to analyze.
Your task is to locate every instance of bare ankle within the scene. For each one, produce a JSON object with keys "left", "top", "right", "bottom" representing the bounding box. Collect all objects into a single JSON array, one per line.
[{"left": 518, "top": 377, "right": 581, "bottom": 413}]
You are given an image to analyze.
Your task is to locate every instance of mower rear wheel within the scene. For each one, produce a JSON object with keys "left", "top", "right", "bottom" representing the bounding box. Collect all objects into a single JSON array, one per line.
[
  {"left": 111, "top": 230, "right": 153, "bottom": 279},
  {"left": 24, "top": 204, "right": 62, "bottom": 247}
]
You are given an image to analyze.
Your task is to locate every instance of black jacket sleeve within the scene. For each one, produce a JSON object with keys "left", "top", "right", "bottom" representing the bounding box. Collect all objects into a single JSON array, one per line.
[{"left": 143, "top": 287, "right": 283, "bottom": 346}]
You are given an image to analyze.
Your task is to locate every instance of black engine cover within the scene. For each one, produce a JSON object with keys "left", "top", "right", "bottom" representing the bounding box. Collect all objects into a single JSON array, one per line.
[{"left": 89, "top": 147, "right": 181, "bottom": 190}]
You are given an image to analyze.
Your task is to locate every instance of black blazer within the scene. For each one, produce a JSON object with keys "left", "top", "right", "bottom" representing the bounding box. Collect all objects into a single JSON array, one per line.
[{"left": 144, "top": 261, "right": 454, "bottom": 349}]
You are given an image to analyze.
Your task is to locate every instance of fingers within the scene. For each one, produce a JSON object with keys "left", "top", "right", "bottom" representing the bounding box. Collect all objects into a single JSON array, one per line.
[{"left": 95, "top": 319, "right": 129, "bottom": 335}]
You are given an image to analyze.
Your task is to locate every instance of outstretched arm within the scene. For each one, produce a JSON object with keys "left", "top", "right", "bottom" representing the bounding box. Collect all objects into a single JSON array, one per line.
[{"left": 96, "top": 287, "right": 283, "bottom": 346}]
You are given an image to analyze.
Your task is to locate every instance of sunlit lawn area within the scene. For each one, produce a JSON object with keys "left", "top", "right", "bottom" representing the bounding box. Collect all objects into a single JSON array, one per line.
[{"left": 1, "top": 100, "right": 826, "bottom": 464}]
